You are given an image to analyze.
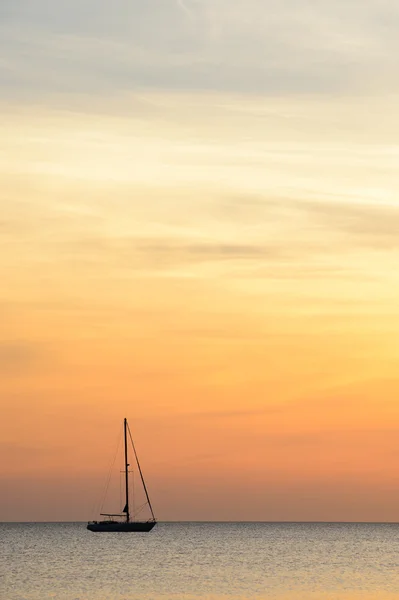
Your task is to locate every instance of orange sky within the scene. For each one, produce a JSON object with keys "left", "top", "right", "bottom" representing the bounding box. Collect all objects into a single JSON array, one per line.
[
  {"left": 2, "top": 0, "right": 399, "bottom": 521},
  {"left": 1, "top": 95, "right": 399, "bottom": 522}
]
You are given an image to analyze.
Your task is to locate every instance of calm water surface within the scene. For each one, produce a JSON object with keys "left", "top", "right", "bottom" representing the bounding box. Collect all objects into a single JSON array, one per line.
[{"left": 2, "top": 522, "right": 399, "bottom": 600}]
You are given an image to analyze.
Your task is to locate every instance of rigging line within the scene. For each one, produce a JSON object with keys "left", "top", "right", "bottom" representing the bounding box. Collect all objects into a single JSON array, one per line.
[
  {"left": 127, "top": 422, "right": 156, "bottom": 520},
  {"left": 98, "top": 424, "right": 123, "bottom": 516},
  {"left": 90, "top": 426, "right": 122, "bottom": 520},
  {"left": 132, "top": 468, "right": 135, "bottom": 520},
  {"left": 134, "top": 502, "right": 149, "bottom": 518}
]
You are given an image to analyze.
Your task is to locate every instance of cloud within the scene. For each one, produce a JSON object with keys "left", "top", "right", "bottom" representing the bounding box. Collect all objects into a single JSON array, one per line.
[
  {"left": 178, "top": 407, "right": 284, "bottom": 420},
  {"left": 0, "top": 91, "right": 398, "bottom": 290},
  {"left": 176, "top": 0, "right": 196, "bottom": 19},
  {"left": 0, "top": 342, "right": 41, "bottom": 374},
  {"left": 1, "top": 0, "right": 399, "bottom": 99},
  {"left": 129, "top": 239, "right": 289, "bottom": 266},
  {"left": 0, "top": 442, "right": 66, "bottom": 458},
  {"left": 295, "top": 198, "right": 399, "bottom": 249},
  {"left": 3, "top": 186, "right": 398, "bottom": 281},
  {"left": 8, "top": 228, "right": 351, "bottom": 281},
  {"left": 211, "top": 193, "right": 399, "bottom": 251}
]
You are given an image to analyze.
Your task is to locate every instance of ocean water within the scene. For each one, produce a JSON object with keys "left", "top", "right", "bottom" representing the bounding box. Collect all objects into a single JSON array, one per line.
[{"left": 1, "top": 522, "right": 399, "bottom": 600}]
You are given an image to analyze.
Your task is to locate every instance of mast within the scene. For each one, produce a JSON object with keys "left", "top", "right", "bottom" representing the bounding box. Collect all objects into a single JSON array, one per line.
[{"left": 124, "top": 418, "right": 130, "bottom": 523}]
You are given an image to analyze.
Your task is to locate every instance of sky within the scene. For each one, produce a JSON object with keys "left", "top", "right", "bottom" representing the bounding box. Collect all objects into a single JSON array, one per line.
[{"left": 1, "top": 0, "right": 399, "bottom": 522}]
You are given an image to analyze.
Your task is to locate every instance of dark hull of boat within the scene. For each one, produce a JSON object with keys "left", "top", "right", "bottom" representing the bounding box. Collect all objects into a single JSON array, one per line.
[{"left": 87, "top": 521, "right": 156, "bottom": 533}]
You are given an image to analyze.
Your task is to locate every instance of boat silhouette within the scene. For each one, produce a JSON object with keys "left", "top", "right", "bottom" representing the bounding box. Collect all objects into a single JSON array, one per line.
[{"left": 87, "top": 418, "right": 156, "bottom": 533}]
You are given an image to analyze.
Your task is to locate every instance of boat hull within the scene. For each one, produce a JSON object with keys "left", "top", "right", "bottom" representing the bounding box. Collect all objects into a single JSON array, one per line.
[{"left": 87, "top": 521, "right": 156, "bottom": 533}]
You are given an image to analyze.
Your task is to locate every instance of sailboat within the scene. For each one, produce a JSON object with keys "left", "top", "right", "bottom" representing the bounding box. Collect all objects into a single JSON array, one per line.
[{"left": 87, "top": 418, "right": 157, "bottom": 532}]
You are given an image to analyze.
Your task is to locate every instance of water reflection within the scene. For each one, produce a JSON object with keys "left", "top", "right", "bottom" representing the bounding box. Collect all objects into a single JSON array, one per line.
[{"left": 2, "top": 523, "right": 399, "bottom": 600}]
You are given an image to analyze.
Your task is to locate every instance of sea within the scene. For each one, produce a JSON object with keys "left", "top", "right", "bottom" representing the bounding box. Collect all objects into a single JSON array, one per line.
[{"left": 1, "top": 522, "right": 399, "bottom": 600}]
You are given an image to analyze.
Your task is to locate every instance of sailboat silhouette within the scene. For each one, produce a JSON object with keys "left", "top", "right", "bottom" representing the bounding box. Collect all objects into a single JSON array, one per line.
[{"left": 87, "top": 418, "right": 157, "bottom": 532}]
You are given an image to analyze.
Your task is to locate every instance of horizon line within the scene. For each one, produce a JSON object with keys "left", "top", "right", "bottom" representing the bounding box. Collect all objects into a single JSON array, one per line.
[{"left": 2, "top": 520, "right": 399, "bottom": 525}]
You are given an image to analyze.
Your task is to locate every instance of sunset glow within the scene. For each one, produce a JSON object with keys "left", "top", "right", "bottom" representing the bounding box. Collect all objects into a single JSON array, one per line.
[{"left": 1, "top": 0, "right": 399, "bottom": 522}]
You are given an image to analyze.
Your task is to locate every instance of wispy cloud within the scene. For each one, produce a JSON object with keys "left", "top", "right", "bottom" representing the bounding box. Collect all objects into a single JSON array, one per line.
[
  {"left": 0, "top": 342, "right": 41, "bottom": 374},
  {"left": 294, "top": 197, "right": 399, "bottom": 249},
  {"left": 176, "top": 0, "right": 196, "bottom": 19},
  {"left": 174, "top": 406, "right": 284, "bottom": 420},
  {"left": 1, "top": 0, "right": 399, "bottom": 98}
]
